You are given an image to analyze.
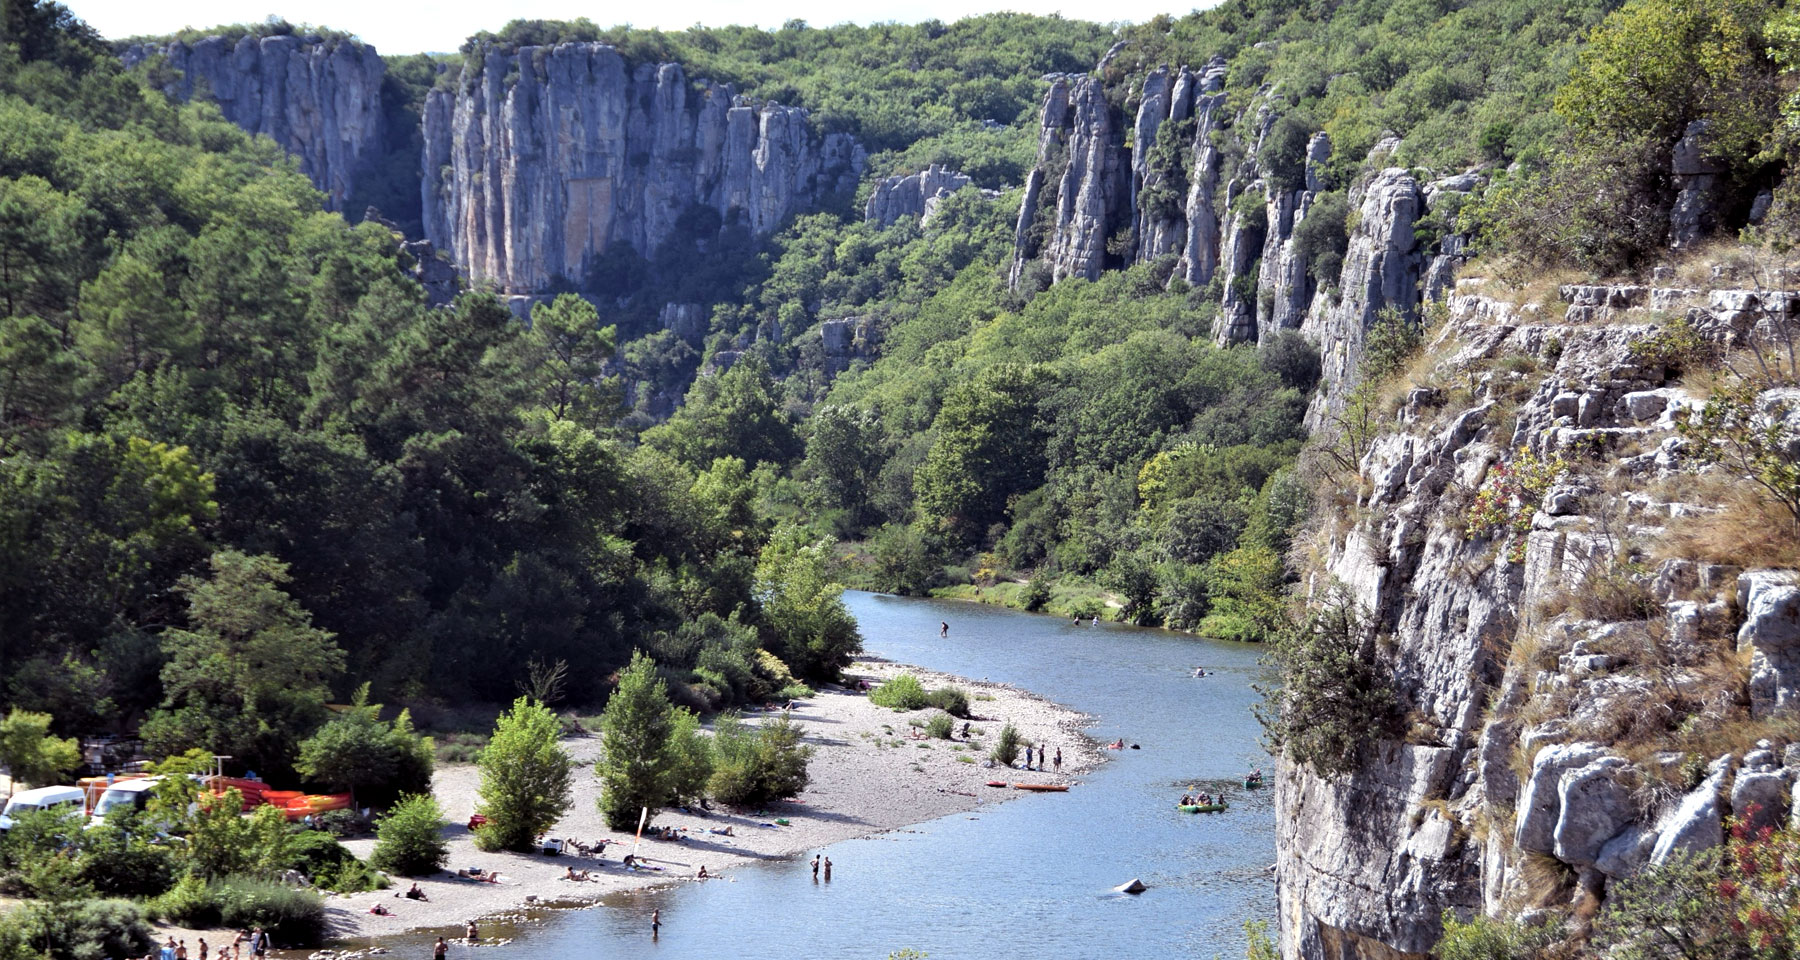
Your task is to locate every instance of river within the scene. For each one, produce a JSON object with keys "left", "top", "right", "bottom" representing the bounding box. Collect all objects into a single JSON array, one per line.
[{"left": 440, "top": 591, "right": 1274, "bottom": 959}]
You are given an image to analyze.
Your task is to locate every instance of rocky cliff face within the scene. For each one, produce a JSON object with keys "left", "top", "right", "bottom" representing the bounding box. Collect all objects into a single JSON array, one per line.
[
  {"left": 421, "top": 43, "right": 865, "bottom": 295},
  {"left": 865, "top": 164, "right": 971, "bottom": 228},
  {"left": 1008, "top": 61, "right": 1431, "bottom": 388},
  {"left": 122, "top": 35, "right": 384, "bottom": 212},
  {"left": 1278, "top": 277, "right": 1800, "bottom": 958}
]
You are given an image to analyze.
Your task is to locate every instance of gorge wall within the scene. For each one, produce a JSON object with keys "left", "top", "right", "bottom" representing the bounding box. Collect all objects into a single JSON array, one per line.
[
  {"left": 1276, "top": 279, "right": 1800, "bottom": 959},
  {"left": 420, "top": 43, "right": 865, "bottom": 296},
  {"left": 121, "top": 34, "right": 384, "bottom": 212}
]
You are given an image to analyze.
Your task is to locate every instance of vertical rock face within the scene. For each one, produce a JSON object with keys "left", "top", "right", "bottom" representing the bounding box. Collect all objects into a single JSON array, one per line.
[
  {"left": 122, "top": 34, "right": 385, "bottom": 212},
  {"left": 1669, "top": 120, "right": 1727, "bottom": 249},
  {"left": 1043, "top": 76, "right": 1130, "bottom": 283},
  {"left": 1279, "top": 282, "right": 1800, "bottom": 959},
  {"left": 1303, "top": 168, "right": 1424, "bottom": 427},
  {"left": 422, "top": 43, "right": 865, "bottom": 295},
  {"left": 864, "top": 164, "right": 972, "bottom": 228}
]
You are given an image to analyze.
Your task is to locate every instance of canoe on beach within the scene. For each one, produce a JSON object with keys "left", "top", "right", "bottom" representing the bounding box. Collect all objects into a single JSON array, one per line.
[{"left": 1012, "top": 783, "right": 1068, "bottom": 792}]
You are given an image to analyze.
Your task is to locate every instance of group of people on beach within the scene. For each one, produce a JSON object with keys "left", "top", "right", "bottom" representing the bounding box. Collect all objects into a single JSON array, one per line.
[
  {"left": 1020, "top": 743, "right": 1061, "bottom": 772},
  {"left": 153, "top": 928, "right": 266, "bottom": 960}
]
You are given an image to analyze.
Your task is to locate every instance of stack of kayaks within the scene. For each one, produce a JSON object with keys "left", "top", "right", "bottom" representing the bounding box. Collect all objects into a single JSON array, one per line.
[{"left": 279, "top": 792, "right": 353, "bottom": 820}]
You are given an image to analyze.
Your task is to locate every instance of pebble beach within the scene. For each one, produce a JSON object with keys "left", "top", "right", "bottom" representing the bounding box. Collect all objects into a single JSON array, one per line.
[{"left": 302, "top": 658, "right": 1102, "bottom": 947}]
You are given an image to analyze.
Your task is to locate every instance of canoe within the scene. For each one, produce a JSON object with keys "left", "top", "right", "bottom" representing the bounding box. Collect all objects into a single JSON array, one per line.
[
  {"left": 1244, "top": 777, "right": 1265, "bottom": 789},
  {"left": 1012, "top": 783, "right": 1068, "bottom": 792},
  {"left": 282, "top": 792, "right": 352, "bottom": 820},
  {"left": 985, "top": 781, "right": 1008, "bottom": 788},
  {"left": 1177, "top": 803, "right": 1227, "bottom": 813}
]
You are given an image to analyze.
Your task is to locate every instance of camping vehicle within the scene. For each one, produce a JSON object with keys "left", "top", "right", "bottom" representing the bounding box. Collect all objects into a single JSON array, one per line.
[
  {"left": 0, "top": 785, "right": 86, "bottom": 831},
  {"left": 86, "top": 776, "right": 168, "bottom": 829}
]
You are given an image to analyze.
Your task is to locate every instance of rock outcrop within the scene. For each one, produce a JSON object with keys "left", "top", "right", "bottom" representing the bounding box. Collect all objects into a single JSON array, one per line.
[
  {"left": 865, "top": 165, "right": 971, "bottom": 228},
  {"left": 1302, "top": 168, "right": 1424, "bottom": 426},
  {"left": 122, "top": 34, "right": 384, "bottom": 212},
  {"left": 422, "top": 43, "right": 864, "bottom": 295},
  {"left": 1277, "top": 277, "right": 1800, "bottom": 959}
]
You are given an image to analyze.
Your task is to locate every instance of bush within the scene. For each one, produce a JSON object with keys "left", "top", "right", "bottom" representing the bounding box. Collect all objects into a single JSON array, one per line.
[
  {"left": 475, "top": 696, "right": 573, "bottom": 851},
  {"left": 925, "top": 713, "right": 955, "bottom": 739},
  {"left": 1253, "top": 589, "right": 1399, "bottom": 778},
  {"left": 777, "top": 682, "right": 815, "bottom": 700},
  {"left": 294, "top": 685, "right": 434, "bottom": 808},
  {"left": 1437, "top": 911, "right": 1560, "bottom": 960},
  {"left": 990, "top": 724, "right": 1023, "bottom": 766},
  {"left": 371, "top": 794, "right": 448, "bottom": 877},
  {"left": 1021, "top": 578, "right": 1052, "bottom": 611},
  {"left": 26, "top": 898, "right": 152, "bottom": 960},
  {"left": 151, "top": 875, "right": 223, "bottom": 928},
  {"left": 707, "top": 713, "right": 813, "bottom": 807},
  {"left": 213, "top": 876, "right": 326, "bottom": 946},
  {"left": 869, "top": 673, "right": 929, "bottom": 710},
  {"left": 312, "top": 808, "right": 372, "bottom": 838},
  {"left": 287, "top": 830, "right": 386, "bottom": 893},
  {"left": 924, "top": 686, "right": 970, "bottom": 718}
]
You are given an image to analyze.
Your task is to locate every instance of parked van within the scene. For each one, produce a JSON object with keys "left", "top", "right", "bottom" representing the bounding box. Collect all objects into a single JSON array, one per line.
[
  {"left": 86, "top": 776, "right": 165, "bottom": 829},
  {"left": 0, "top": 785, "right": 86, "bottom": 831}
]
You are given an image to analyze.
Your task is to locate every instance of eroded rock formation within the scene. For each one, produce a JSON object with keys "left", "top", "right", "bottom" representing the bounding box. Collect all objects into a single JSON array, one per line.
[
  {"left": 422, "top": 43, "right": 864, "bottom": 295},
  {"left": 122, "top": 34, "right": 384, "bottom": 212},
  {"left": 1279, "top": 278, "right": 1800, "bottom": 958},
  {"left": 865, "top": 165, "right": 971, "bottom": 228}
]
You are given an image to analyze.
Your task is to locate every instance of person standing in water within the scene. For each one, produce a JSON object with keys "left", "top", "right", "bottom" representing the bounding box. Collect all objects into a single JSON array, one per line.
[
  {"left": 823, "top": 857, "right": 833, "bottom": 882},
  {"left": 1054, "top": 746, "right": 1062, "bottom": 772},
  {"left": 433, "top": 939, "right": 447, "bottom": 960},
  {"left": 651, "top": 909, "right": 661, "bottom": 939},
  {"left": 940, "top": 621, "right": 949, "bottom": 637},
  {"left": 811, "top": 854, "right": 820, "bottom": 881}
]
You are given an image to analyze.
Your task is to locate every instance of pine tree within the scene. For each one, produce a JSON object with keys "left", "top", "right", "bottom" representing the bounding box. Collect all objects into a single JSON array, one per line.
[{"left": 474, "top": 697, "right": 572, "bottom": 851}]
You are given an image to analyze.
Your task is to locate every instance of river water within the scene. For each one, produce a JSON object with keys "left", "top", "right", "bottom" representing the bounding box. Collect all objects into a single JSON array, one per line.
[{"left": 438, "top": 591, "right": 1274, "bottom": 959}]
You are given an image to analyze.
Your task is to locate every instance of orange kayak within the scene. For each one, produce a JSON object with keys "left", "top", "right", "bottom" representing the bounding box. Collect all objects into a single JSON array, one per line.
[
  {"left": 282, "top": 793, "right": 352, "bottom": 820},
  {"left": 1012, "top": 783, "right": 1068, "bottom": 792}
]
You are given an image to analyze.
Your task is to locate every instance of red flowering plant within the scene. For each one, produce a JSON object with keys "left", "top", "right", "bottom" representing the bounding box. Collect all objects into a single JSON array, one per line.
[{"left": 1463, "top": 448, "right": 1571, "bottom": 564}]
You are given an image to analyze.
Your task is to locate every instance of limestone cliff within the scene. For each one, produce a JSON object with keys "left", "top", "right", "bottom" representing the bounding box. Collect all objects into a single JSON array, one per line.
[
  {"left": 1278, "top": 276, "right": 1800, "bottom": 958},
  {"left": 865, "top": 165, "right": 971, "bottom": 228},
  {"left": 421, "top": 43, "right": 865, "bottom": 296},
  {"left": 122, "top": 34, "right": 384, "bottom": 212}
]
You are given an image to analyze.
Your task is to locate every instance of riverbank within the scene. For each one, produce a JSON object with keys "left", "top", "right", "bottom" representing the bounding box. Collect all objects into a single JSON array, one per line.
[{"left": 315, "top": 658, "right": 1101, "bottom": 946}]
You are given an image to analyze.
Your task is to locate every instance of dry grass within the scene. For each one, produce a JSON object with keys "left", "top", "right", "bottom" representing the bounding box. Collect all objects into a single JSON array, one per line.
[
  {"left": 1519, "top": 850, "right": 1580, "bottom": 908},
  {"left": 1659, "top": 485, "right": 1800, "bottom": 570}
]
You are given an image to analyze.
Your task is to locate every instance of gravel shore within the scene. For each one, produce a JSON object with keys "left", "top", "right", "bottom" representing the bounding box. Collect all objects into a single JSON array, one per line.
[{"left": 308, "top": 658, "right": 1101, "bottom": 947}]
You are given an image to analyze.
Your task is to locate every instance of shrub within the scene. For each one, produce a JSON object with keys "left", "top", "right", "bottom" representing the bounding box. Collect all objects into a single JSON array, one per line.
[
  {"left": 370, "top": 794, "right": 448, "bottom": 877},
  {"left": 1253, "top": 588, "right": 1400, "bottom": 779},
  {"left": 151, "top": 875, "right": 222, "bottom": 928},
  {"left": 75, "top": 833, "right": 176, "bottom": 898},
  {"left": 924, "top": 686, "right": 970, "bottom": 718},
  {"left": 287, "top": 831, "right": 386, "bottom": 893},
  {"left": 1436, "top": 911, "right": 1559, "bottom": 960},
  {"left": 312, "top": 808, "right": 371, "bottom": 838},
  {"left": 213, "top": 876, "right": 326, "bottom": 946},
  {"left": 475, "top": 696, "right": 572, "bottom": 851},
  {"left": 990, "top": 724, "right": 1023, "bottom": 766},
  {"left": 294, "top": 684, "right": 434, "bottom": 809},
  {"left": 708, "top": 713, "right": 813, "bottom": 807},
  {"left": 870, "top": 673, "right": 929, "bottom": 711},
  {"left": 1021, "top": 578, "right": 1052, "bottom": 611},
  {"left": 925, "top": 713, "right": 955, "bottom": 739},
  {"left": 777, "top": 682, "right": 815, "bottom": 700},
  {"left": 26, "top": 898, "right": 152, "bottom": 960}
]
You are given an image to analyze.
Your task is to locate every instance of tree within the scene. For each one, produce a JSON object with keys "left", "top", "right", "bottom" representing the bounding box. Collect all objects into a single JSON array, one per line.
[
  {"left": 1253, "top": 589, "right": 1399, "bottom": 778},
  {"left": 706, "top": 712, "right": 810, "bottom": 807},
  {"left": 913, "top": 363, "right": 1049, "bottom": 542},
  {"left": 294, "top": 684, "right": 433, "bottom": 808},
  {"left": 140, "top": 551, "right": 344, "bottom": 779},
  {"left": 754, "top": 523, "right": 862, "bottom": 681},
  {"left": 474, "top": 697, "right": 572, "bottom": 851},
  {"left": 0, "top": 711, "right": 78, "bottom": 796},
  {"left": 370, "top": 794, "right": 448, "bottom": 876},
  {"left": 525, "top": 293, "right": 617, "bottom": 427},
  {"left": 595, "top": 651, "right": 690, "bottom": 830},
  {"left": 643, "top": 356, "right": 802, "bottom": 469}
]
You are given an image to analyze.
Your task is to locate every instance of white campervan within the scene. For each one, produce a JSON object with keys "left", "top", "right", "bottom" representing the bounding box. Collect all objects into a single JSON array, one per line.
[
  {"left": 0, "top": 785, "right": 86, "bottom": 831},
  {"left": 86, "top": 777, "right": 164, "bottom": 829}
]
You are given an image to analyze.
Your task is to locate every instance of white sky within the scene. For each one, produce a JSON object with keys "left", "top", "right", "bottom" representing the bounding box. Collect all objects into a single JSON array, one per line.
[{"left": 63, "top": 0, "right": 1193, "bottom": 55}]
